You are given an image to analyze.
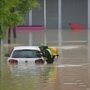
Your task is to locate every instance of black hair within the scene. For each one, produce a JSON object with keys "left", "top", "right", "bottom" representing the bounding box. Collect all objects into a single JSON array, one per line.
[{"left": 39, "top": 45, "right": 48, "bottom": 50}]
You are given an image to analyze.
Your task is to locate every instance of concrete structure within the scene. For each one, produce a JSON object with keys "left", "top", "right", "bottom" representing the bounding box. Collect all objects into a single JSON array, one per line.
[
  {"left": 11, "top": 0, "right": 88, "bottom": 46},
  {"left": 24, "top": 0, "right": 88, "bottom": 29},
  {"left": 23, "top": 0, "right": 88, "bottom": 45}
]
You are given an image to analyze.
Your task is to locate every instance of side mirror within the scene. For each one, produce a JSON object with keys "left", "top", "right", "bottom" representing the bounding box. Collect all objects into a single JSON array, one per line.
[{"left": 5, "top": 54, "right": 10, "bottom": 57}]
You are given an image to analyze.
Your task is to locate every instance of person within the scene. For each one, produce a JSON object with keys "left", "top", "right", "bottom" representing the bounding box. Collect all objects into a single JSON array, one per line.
[
  {"left": 39, "top": 45, "right": 52, "bottom": 64},
  {"left": 39, "top": 45, "right": 58, "bottom": 64}
]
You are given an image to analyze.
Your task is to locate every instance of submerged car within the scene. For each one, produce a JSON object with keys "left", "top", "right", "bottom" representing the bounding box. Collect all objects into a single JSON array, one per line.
[{"left": 5, "top": 46, "right": 46, "bottom": 65}]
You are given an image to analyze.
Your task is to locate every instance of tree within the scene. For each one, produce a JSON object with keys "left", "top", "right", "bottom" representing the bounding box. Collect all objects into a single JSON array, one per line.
[{"left": 0, "top": 0, "right": 39, "bottom": 43}]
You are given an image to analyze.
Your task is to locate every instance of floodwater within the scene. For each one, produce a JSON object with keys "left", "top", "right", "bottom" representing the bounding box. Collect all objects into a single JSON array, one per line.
[{"left": 0, "top": 29, "right": 90, "bottom": 90}]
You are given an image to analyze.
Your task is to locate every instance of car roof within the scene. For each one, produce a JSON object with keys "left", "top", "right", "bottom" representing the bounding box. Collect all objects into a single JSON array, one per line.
[{"left": 13, "top": 46, "right": 40, "bottom": 51}]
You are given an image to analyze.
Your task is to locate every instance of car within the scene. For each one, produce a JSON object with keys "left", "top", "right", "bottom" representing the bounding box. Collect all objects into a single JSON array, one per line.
[{"left": 5, "top": 46, "right": 46, "bottom": 65}]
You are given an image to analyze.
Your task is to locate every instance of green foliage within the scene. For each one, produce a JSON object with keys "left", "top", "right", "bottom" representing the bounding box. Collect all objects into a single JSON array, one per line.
[
  {"left": 17, "top": 0, "right": 39, "bottom": 14},
  {"left": 0, "top": 0, "right": 39, "bottom": 39}
]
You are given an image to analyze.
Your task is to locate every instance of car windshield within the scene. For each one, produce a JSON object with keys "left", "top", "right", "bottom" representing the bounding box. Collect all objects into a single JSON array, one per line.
[{"left": 12, "top": 49, "right": 40, "bottom": 58}]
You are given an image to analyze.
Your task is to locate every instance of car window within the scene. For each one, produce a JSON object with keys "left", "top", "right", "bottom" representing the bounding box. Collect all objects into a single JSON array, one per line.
[{"left": 12, "top": 50, "right": 40, "bottom": 58}]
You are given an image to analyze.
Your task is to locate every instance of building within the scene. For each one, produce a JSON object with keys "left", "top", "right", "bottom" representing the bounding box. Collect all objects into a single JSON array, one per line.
[
  {"left": 25, "top": 0, "right": 89, "bottom": 29},
  {"left": 13, "top": 0, "right": 88, "bottom": 46}
]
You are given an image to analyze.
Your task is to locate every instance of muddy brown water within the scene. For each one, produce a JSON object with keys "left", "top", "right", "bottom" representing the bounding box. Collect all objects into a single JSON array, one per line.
[
  {"left": 0, "top": 43, "right": 89, "bottom": 90},
  {"left": 1, "top": 29, "right": 89, "bottom": 90}
]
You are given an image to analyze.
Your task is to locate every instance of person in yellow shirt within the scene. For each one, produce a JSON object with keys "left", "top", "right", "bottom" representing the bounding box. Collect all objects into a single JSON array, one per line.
[
  {"left": 39, "top": 45, "right": 59, "bottom": 64},
  {"left": 39, "top": 45, "right": 53, "bottom": 64}
]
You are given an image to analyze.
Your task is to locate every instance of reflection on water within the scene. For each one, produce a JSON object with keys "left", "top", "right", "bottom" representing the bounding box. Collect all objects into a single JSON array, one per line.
[
  {"left": 1, "top": 61, "right": 58, "bottom": 90},
  {"left": 0, "top": 60, "right": 89, "bottom": 90}
]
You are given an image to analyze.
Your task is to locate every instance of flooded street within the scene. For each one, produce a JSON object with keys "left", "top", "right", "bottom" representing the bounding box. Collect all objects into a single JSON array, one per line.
[
  {"left": 1, "top": 44, "right": 89, "bottom": 90},
  {"left": 0, "top": 30, "right": 89, "bottom": 90}
]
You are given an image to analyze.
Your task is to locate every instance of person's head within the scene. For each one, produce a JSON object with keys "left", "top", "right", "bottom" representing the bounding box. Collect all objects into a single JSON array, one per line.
[{"left": 39, "top": 45, "right": 48, "bottom": 51}]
